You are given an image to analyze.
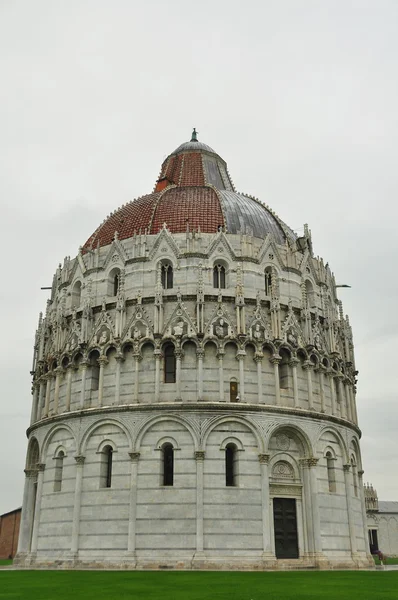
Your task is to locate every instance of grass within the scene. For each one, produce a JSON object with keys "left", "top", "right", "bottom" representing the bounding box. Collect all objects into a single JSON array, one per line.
[
  {"left": 0, "top": 571, "right": 397, "bottom": 600},
  {"left": 0, "top": 559, "right": 12, "bottom": 566},
  {"left": 373, "top": 555, "right": 398, "bottom": 565}
]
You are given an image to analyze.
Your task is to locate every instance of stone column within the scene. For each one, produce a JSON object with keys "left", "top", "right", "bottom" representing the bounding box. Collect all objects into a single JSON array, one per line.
[
  {"left": 270, "top": 355, "right": 281, "bottom": 406},
  {"left": 65, "top": 365, "right": 73, "bottom": 412},
  {"left": 195, "top": 451, "right": 205, "bottom": 554},
  {"left": 18, "top": 469, "right": 38, "bottom": 553},
  {"left": 258, "top": 454, "right": 273, "bottom": 558},
  {"left": 71, "top": 456, "right": 85, "bottom": 554},
  {"left": 254, "top": 353, "right": 263, "bottom": 404},
  {"left": 316, "top": 365, "right": 326, "bottom": 413},
  {"left": 338, "top": 376, "right": 347, "bottom": 419},
  {"left": 197, "top": 349, "right": 204, "bottom": 401},
  {"left": 350, "top": 386, "right": 358, "bottom": 424},
  {"left": 30, "top": 464, "right": 45, "bottom": 553},
  {"left": 343, "top": 464, "right": 358, "bottom": 557},
  {"left": 236, "top": 350, "right": 245, "bottom": 402},
  {"left": 303, "top": 362, "right": 314, "bottom": 410},
  {"left": 175, "top": 348, "right": 182, "bottom": 401},
  {"left": 217, "top": 349, "right": 225, "bottom": 402},
  {"left": 80, "top": 361, "right": 89, "bottom": 410},
  {"left": 37, "top": 380, "right": 45, "bottom": 420},
  {"left": 327, "top": 370, "right": 336, "bottom": 415},
  {"left": 358, "top": 469, "right": 371, "bottom": 555},
  {"left": 97, "top": 356, "right": 108, "bottom": 407},
  {"left": 43, "top": 374, "right": 52, "bottom": 418},
  {"left": 289, "top": 358, "right": 300, "bottom": 408},
  {"left": 114, "top": 354, "right": 123, "bottom": 405},
  {"left": 344, "top": 380, "right": 352, "bottom": 421},
  {"left": 308, "top": 458, "right": 323, "bottom": 557},
  {"left": 30, "top": 384, "right": 39, "bottom": 425},
  {"left": 53, "top": 367, "right": 62, "bottom": 415},
  {"left": 300, "top": 460, "right": 314, "bottom": 554},
  {"left": 127, "top": 452, "right": 140, "bottom": 557},
  {"left": 133, "top": 353, "right": 141, "bottom": 403},
  {"left": 154, "top": 349, "right": 161, "bottom": 403}
]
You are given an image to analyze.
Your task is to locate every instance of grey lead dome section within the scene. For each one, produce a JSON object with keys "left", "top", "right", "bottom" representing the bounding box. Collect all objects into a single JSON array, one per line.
[
  {"left": 171, "top": 140, "right": 219, "bottom": 155},
  {"left": 218, "top": 190, "right": 295, "bottom": 244}
]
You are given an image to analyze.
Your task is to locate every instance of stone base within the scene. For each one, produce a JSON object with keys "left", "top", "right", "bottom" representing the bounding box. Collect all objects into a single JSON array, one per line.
[{"left": 13, "top": 551, "right": 375, "bottom": 571}]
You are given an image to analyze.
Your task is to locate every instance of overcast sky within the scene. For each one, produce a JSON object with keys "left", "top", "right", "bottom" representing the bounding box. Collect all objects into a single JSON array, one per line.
[{"left": 0, "top": 0, "right": 397, "bottom": 515}]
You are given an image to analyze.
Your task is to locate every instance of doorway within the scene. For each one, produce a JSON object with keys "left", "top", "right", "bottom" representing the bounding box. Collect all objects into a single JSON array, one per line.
[{"left": 273, "top": 497, "right": 299, "bottom": 559}]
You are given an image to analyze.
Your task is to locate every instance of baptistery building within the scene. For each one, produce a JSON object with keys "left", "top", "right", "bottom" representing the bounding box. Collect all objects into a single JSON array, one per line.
[{"left": 16, "top": 131, "right": 372, "bottom": 570}]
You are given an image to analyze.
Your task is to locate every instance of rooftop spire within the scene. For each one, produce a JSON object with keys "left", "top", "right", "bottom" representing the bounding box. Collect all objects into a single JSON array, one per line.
[{"left": 191, "top": 128, "right": 198, "bottom": 142}]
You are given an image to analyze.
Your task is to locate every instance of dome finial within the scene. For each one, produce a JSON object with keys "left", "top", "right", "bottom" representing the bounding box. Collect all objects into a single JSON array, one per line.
[{"left": 191, "top": 128, "right": 198, "bottom": 142}]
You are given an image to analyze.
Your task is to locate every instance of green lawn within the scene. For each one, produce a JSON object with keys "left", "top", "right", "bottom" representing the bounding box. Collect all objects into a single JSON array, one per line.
[
  {"left": 0, "top": 560, "right": 12, "bottom": 566},
  {"left": 0, "top": 572, "right": 397, "bottom": 600},
  {"left": 373, "top": 555, "right": 398, "bottom": 565}
]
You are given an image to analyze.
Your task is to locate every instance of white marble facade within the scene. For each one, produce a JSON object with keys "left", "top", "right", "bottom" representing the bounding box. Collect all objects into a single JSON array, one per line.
[{"left": 16, "top": 141, "right": 373, "bottom": 570}]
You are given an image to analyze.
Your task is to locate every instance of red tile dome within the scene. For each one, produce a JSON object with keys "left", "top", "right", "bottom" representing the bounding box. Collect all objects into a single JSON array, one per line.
[{"left": 82, "top": 131, "right": 295, "bottom": 252}]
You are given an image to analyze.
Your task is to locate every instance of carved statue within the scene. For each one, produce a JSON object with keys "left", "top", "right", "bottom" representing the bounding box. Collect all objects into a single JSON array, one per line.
[
  {"left": 133, "top": 327, "right": 142, "bottom": 340},
  {"left": 253, "top": 323, "right": 263, "bottom": 341},
  {"left": 287, "top": 328, "right": 298, "bottom": 347},
  {"left": 215, "top": 318, "right": 226, "bottom": 338},
  {"left": 98, "top": 330, "right": 108, "bottom": 345},
  {"left": 173, "top": 320, "right": 184, "bottom": 337}
]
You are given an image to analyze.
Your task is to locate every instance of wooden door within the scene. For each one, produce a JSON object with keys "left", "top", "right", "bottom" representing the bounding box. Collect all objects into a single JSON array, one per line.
[{"left": 273, "top": 497, "right": 299, "bottom": 559}]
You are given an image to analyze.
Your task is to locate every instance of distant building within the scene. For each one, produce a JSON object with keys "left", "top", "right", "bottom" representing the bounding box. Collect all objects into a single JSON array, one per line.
[
  {"left": 0, "top": 508, "right": 21, "bottom": 559},
  {"left": 365, "top": 484, "right": 398, "bottom": 556}
]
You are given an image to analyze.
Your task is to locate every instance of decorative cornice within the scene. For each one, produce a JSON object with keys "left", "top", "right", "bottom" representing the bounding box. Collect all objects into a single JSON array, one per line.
[{"left": 27, "top": 401, "right": 362, "bottom": 436}]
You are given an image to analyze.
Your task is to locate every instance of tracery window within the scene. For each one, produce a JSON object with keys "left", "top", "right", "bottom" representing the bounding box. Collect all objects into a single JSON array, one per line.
[
  {"left": 213, "top": 264, "right": 226, "bottom": 289},
  {"left": 162, "top": 443, "right": 174, "bottom": 486},
  {"left": 100, "top": 445, "right": 113, "bottom": 488},
  {"left": 161, "top": 263, "right": 173, "bottom": 289}
]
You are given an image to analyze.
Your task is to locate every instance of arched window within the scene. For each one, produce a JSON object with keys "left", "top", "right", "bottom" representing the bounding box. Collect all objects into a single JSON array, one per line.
[
  {"left": 100, "top": 445, "right": 113, "bottom": 488},
  {"left": 264, "top": 268, "right": 272, "bottom": 296},
  {"left": 351, "top": 458, "right": 358, "bottom": 497},
  {"left": 113, "top": 273, "right": 120, "bottom": 296},
  {"left": 213, "top": 264, "right": 226, "bottom": 289},
  {"left": 305, "top": 279, "right": 314, "bottom": 308},
  {"left": 162, "top": 443, "right": 174, "bottom": 486},
  {"left": 326, "top": 451, "right": 336, "bottom": 493},
  {"left": 71, "top": 281, "right": 82, "bottom": 308},
  {"left": 53, "top": 450, "right": 65, "bottom": 492},
  {"left": 108, "top": 268, "right": 121, "bottom": 297},
  {"left": 161, "top": 263, "right": 173, "bottom": 289},
  {"left": 164, "top": 344, "right": 176, "bottom": 383},
  {"left": 230, "top": 379, "right": 238, "bottom": 403},
  {"left": 225, "top": 443, "right": 237, "bottom": 486},
  {"left": 89, "top": 351, "right": 100, "bottom": 391}
]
